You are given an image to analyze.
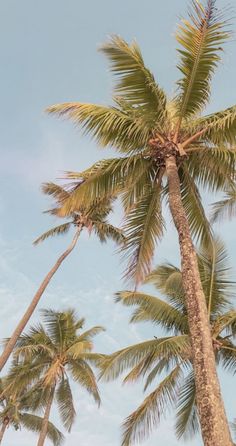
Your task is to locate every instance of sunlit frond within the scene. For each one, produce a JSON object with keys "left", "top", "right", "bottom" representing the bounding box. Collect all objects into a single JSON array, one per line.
[
  {"left": 69, "top": 359, "right": 101, "bottom": 405},
  {"left": 56, "top": 378, "right": 76, "bottom": 432},
  {"left": 33, "top": 223, "right": 72, "bottom": 245},
  {"left": 19, "top": 413, "right": 64, "bottom": 445},
  {"left": 191, "top": 105, "right": 236, "bottom": 145},
  {"left": 92, "top": 221, "right": 125, "bottom": 245},
  {"left": 175, "top": 371, "right": 199, "bottom": 439}
]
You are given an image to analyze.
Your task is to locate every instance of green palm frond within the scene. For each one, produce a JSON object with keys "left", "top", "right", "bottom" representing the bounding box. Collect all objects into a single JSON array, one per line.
[
  {"left": 100, "top": 35, "right": 167, "bottom": 126},
  {"left": 19, "top": 413, "right": 64, "bottom": 446},
  {"left": 69, "top": 359, "right": 101, "bottom": 405},
  {"left": 56, "top": 378, "right": 76, "bottom": 432},
  {"left": 179, "top": 165, "right": 213, "bottom": 246},
  {"left": 100, "top": 336, "right": 189, "bottom": 382},
  {"left": 211, "top": 187, "right": 236, "bottom": 223},
  {"left": 175, "top": 0, "right": 229, "bottom": 122},
  {"left": 47, "top": 102, "right": 150, "bottom": 154},
  {"left": 115, "top": 291, "right": 187, "bottom": 333},
  {"left": 218, "top": 340, "right": 236, "bottom": 374},
  {"left": 212, "top": 310, "right": 236, "bottom": 338},
  {"left": 33, "top": 223, "right": 72, "bottom": 245},
  {"left": 121, "top": 366, "right": 182, "bottom": 446},
  {"left": 75, "top": 327, "right": 105, "bottom": 344},
  {"left": 42, "top": 182, "right": 70, "bottom": 203},
  {"left": 92, "top": 221, "right": 125, "bottom": 245},
  {"left": 175, "top": 371, "right": 199, "bottom": 439},
  {"left": 122, "top": 184, "right": 165, "bottom": 284}
]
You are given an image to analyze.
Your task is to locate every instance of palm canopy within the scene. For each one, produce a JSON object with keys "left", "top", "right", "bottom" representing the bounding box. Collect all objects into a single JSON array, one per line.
[
  {"left": 99, "top": 238, "right": 236, "bottom": 445},
  {"left": 46, "top": 0, "right": 236, "bottom": 283},
  {"left": 0, "top": 378, "right": 63, "bottom": 445},
  {"left": 7, "top": 309, "right": 105, "bottom": 434},
  {"left": 34, "top": 182, "right": 124, "bottom": 246}
]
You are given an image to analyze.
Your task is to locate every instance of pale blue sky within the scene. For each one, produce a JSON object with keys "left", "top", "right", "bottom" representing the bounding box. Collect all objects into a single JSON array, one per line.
[{"left": 0, "top": 0, "right": 236, "bottom": 445}]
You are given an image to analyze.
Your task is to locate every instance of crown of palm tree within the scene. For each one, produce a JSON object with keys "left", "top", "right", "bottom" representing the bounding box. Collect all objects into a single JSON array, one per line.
[
  {"left": 99, "top": 238, "right": 236, "bottom": 445},
  {"left": 46, "top": 0, "right": 236, "bottom": 283},
  {"left": 7, "top": 309, "right": 105, "bottom": 434},
  {"left": 0, "top": 378, "right": 63, "bottom": 445}
]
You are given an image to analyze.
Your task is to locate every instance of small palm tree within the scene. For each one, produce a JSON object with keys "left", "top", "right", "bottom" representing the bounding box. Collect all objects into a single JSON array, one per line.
[
  {"left": 7, "top": 309, "right": 104, "bottom": 446},
  {"left": 0, "top": 378, "right": 63, "bottom": 445},
  {"left": 46, "top": 2, "right": 236, "bottom": 443},
  {"left": 100, "top": 239, "right": 236, "bottom": 445},
  {"left": 0, "top": 183, "right": 124, "bottom": 372}
]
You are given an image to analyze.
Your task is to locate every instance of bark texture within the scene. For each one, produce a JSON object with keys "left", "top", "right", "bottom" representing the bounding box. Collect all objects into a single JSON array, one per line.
[
  {"left": 165, "top": 155, "right": 232, "bottom": 446},
  {"left": 37, "top": 388, "right": 55, "bottom": 446},
  {"left": 0, "top": 419, "right": 8, "bottom": 444},
  {"left": 0, "top": 227, "right": 82, "bottom": 372}
]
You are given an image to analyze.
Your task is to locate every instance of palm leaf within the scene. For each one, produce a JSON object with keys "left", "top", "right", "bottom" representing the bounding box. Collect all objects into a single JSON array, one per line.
[
  {"left": 69, "top": 359, "right": 101, "bottom": 405},
  {"left": 33, "top": 223, "right": 72, "bottom": 245},
  {"left": 19, "top": 413, "right": 64, "bottom": 445},
  {"left": 175, "top": 371, "right": 199, "bottom": 439},
  {"left": 121, "top": 366, "right": 182, "bottom": 446},
  {"left": 56, "top": 378, "right": 76, "bottom": 432},
  {"left": 92, "top": 221, "right": 125, "bottom": 245},
  {"left": 211, "top": 187, "right": 236, "bottom": 223},
  {"left": 175, "top": 0, "right": 229, "bottom": 123}
]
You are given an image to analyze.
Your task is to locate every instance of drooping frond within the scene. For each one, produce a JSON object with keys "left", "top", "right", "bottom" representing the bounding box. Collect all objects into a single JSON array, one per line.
[
  {"left": 212, "top": 310, "right": 236, "bottom": 338},
  {"left": 69, "top": 359, "right": 101, "bottom": 405},
  {"left": 100, "top": 35, "right": 167, "bottom": 126},
  {"left": 47, "top": 102, "right": 151, "bottom": 153},
  {"left": 115, "top": 291, "right": 187, "bottom": 333},
  {"left": 100, "top": 336, "right": 189, "bottom": 382},
  {"left": 179, "top": 165, "right": 213, "bottom": 246},
  {"left": 56, "top": 378, "right": 76, "bottom": 432},
  {"left": 218, "top": 339, "right": 236, "bottom": 374},
  {"left": 92, "top": 221, "right": 125, "bottom": 245},
  {"left": 121, "top": 366, "right": 182, "bottom": 446},
  {"left": 33, "top": 223, "right": 72, "bottom": 245},
  {"left": 122, "top": 184, "right": 165, "bottom": 284},
  {"left": 175, "top": 0, "right": 230, "bottom": 123},
  {"left": 42, "top": 182, "right": 70, "bottom": 203},
  {"left": 211, "top": 187, "right": 236, "bottom": 223},
  {"left": 175, "top": 371, "right": 199, "bottom": 439},
  {"left": 19, "top": 413, "right": 64, "bottom": 446}
]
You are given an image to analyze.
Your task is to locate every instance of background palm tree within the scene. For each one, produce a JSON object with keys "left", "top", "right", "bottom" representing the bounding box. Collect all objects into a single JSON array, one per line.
[
  {"left": 46, "top": 2, "right": 236, "bottom": 443},
  {"left": 99, "top": 239, "right": 236, "bottom": 445},
  {"left": 7, "top": 309, "right": 104, "bottom": 446},
  {"left": 0, "top": 183, "right": 124, "bottom": 372},
  {"left": 0, "top": 378, "right": 63, "bottom": 445}
]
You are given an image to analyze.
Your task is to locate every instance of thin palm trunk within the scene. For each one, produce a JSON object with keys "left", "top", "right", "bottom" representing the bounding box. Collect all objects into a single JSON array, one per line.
[
  {"left": 165, "top": 155, "right": 232, "bottom": 446},
  {"left": 0, "top": 418, "right": 8, "bottom": 444},
  {"left": 37, "top": 387, "right": 55, "bottom": 446},
  {"left": 0, "top": 226, "right": 82, "bottom": 372}
]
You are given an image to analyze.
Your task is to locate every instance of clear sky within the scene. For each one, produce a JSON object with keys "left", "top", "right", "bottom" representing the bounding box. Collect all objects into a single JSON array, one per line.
[{"left": 0, "top": 0, "right": 236, "bottom": 445}]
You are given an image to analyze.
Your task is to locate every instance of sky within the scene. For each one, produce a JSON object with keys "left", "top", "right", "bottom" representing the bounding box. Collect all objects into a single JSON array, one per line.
[{"left": 0, "top": 0, "right": 236, "bottom": 445}]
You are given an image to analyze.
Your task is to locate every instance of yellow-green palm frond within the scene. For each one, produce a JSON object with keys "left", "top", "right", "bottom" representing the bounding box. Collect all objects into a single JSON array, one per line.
[
  {"left": 217, "top": 339, "right": 236, "bottom": 374},
  {"left": 121, "top": 366, "right": 182, "bottom": 446},
  {"left": 212, "top": 310, "right": 236, "bottom": 339},
  {"left": 47, "top": 102, "right": 150, "bottom": 154},
  {"left": 179, "top": 164, "right": 213, "bottom": 246},
  {"left": 99, "top": 35, "right": 167, "bottom": 127},
  {"left": 42, "top": 182, "right": 70, "bottom": 203},
  {"left": 92, "top": 221, "right": 125, "bottom": 245},
  {"left": 211, "top": 186, "right": 236, "bottom": 223},
  {"left": 122, "top": 184, "right": 165, "bottom": 284},
  {"left": 115, "top": 291, "right": 187, "bottom": 333},
  {"left": 175, "top": 371, "right": 199, "bottom": 439},
  {"left": 19, "top": 413, "right": 64, "bottom": 446},
  {"left": 33, "top": 223, "right": 72, "bottom": 245},
  {"left": 175, "top": 0, "right": 230, "bottom": 123},
  {"left": 68, "top": 359, "right": 101, "bottom": 405},
  {"left": 56, "top": 378, "right": 76, "bottom": 432}
]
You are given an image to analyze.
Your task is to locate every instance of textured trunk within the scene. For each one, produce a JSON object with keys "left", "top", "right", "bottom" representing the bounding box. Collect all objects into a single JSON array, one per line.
[
  {"left": 37, "top": 387, "right": 55, "bottom": 446},
  {"left": 165, "top": 155, "right": 232, "bottom": 446},
  {"left": 0, "top": 419, "right": 8, "bottom": 444},
  {"left": 0, "top": 227, "right": 82, "bottom": 372}
]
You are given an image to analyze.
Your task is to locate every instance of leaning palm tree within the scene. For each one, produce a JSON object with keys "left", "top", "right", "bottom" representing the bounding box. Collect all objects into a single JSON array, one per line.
[
  {"left": 0, "top": 183, "right": 124, "bottom": 372},
  {"left": 0, "top": 378, "right": 63, "bottom": 445},
  {"left": 100, "top": 239, "right": 236, "bottom": 445},
  {"left": 7, "top": 309, "right": 104, "bottom": 446},
  {"left": 46, "top": 1, "right": 236, "bottom": 443}
]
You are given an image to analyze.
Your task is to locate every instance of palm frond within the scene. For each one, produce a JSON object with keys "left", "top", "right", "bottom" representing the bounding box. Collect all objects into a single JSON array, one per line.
[
  {"left": 121, "top": 366, "right": 182, "bottom": 446},
  {"left": 122, "top": 183, "right": 165, "bottom": 284},
  {"left": 33, "top": 223, "right": 72, "bottom": 245},
  {"left": 100, "top": 35, "right": 167, "bottom": 126},
  {"left": 56, "top": 378, "right": 76, "bottom": 432},
  {"left": 175, "top": 371, "right": 199, "bottom": 439},
  {"left": 19, "top": 413, "right": 64, "bottom": 446},
  {"left": 175, "top": 0, "right": 230, "bottom": 122},
  {"left": 211, "top": 187, "right": 236, "bottom": 223},
  {"left": 92, "top": 221, "right": 125, "bottom": 245},
  {"left": 69, "top": 359, "right": 100, "bottom": 405}
]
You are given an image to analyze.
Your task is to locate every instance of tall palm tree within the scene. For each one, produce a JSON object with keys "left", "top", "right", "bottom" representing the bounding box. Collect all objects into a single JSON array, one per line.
[
  {"left": 0, "top": 378, "right": 63, "bottom": 445},
  {"left": 46, "top": 1, "right": 236, "bottom": 443},
  {"left": 0, "top": 183, "right": 124, "bottom": 372},
  {"left": 100, "top": 239, "right": 236, "bottom": 445},
  {"left": 7, "top": 309, "right": 104, "bottom": 446}
]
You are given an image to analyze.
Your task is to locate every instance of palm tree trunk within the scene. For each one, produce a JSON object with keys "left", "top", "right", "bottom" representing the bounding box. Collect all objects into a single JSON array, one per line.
[
  {"left": 0, "top": 226, "right": 82, "bottom": 372},
  {"left": 37, "top": 387, "right": 55, "bottom": 446},
  {"left": 0, "top": 418, "right": 9, "bottom": 444},
  {"left": 165, "top": 155, "right": 232, "bottom": 446}
]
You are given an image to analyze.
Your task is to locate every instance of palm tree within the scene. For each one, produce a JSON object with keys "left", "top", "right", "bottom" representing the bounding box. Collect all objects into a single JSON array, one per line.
[
  {"left": 7, "top": 309, "right": 104, "bottom": 446},
  {"left": 99, "top": 239, "right": 236, "bottom": 445},
  {"left": 0, "top": 183, "right": 124, "bottom": 372},
  {"left": 0, "top": 378, "right": 63, "bottom": 445},
  {"left": 46, "top": 1, "right": 236, "bottom": 443}
]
